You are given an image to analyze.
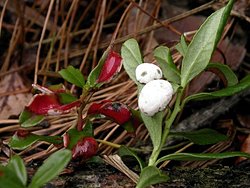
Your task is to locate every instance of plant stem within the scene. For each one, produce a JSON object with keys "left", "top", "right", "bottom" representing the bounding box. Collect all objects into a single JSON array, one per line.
[
  {"left": 96, "top": 139, "right": 121, "bottom": 148},
  {"left": 76, "top": 87, "right": 90, "bottom": 131},
  {"left": 148, "top": 89, "right": 183, "bottom": 166}
]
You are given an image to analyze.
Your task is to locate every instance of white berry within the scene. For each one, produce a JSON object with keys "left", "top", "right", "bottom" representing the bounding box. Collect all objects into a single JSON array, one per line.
[
  {"left": 138, "top": 80, "right": 173, "bottom": 116},
  {"left": 135, "top": 63, "right": 162, "bottom": 84}
]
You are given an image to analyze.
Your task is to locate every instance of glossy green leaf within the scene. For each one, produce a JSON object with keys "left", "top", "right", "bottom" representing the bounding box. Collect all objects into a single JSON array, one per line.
[
  {"left": 141, "top": 112, "right": 164, "bottom": 152},
  {"left": 121, "top": 38, "right": 143, "bottom": 84},
  {"left": 154, "top": 46, "right": 181, "bottom": 84},
  {"left": 136, "top": 166, "right": 169, "bottom": 188},
  {"left": 156, "top": 151, "right": 250, "bottom": 165},
  {"left": 67, "top": 120, "right": 93, "bottom": 149},
  {"left": 7, "top": 155, "right": 27, "bottom": 186},
  {"left": 169, "top": 128, "right": 228, "bottom": 145},
  {"left": 181, "top": 0, "right": 234, "bottom": 87},
  {"left": 118, "top": 146, "right": 146, "bottom": 170},
  {"left": 206, "top": 62, "right": 238, "bottom": 86},
  {"left": 57, "top": 92, "right": 78, "bottom": 104},
  {"left": 19, "top": 109, "right": 32, "bottom": 124},
  {"left": 21, "top": 115, "right": 44, "bottom": 128},
  {"left": 87, "top": 50, "right": 108, "bottom": 88},
  {"left": 175, "top": 35, "right": 188, "bottom": 56},
  {"left": 9, "top": 134, "right": 62, "bottom": 150},
  {"left": 28, "top": 149, "right": 72, "bottom": 188},
  {"left": 184, "top": 75, "right": 250, "bottom": 103},
  {"left": 19, "top": 109, "right": 45, "bottom": 128},
  {"left": 0, "top": 166, "right": 25, "bottom": 188},
  {"left": 59, "top": 65, "right": 85, "bottom": 88}
]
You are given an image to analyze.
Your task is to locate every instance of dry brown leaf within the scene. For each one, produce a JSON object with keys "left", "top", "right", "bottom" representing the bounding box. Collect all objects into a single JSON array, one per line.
[
  {"left": 237, "top": 134, "right": 250, "bottom": 163},
  {"left": 0, "top": 72, "right": 32, "bottom": 119}
]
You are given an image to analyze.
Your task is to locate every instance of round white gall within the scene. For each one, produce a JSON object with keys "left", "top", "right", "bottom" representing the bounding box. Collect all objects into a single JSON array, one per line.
[
  {"left": 138, "top": 79, "right": 173, "bottom": 116},
  {"left": 135, "top": 63, "right": 162, "bottom": 84}
]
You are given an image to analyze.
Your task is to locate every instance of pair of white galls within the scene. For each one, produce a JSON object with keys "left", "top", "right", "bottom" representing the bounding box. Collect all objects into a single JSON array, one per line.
[{"left": 135, "top": 63, "right": 174, "bottom": 116}]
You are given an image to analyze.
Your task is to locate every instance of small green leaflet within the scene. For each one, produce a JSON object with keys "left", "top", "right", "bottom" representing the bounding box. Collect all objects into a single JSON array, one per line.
[
  {"left": 19, "top": 109, "right": 45, "bottom": 128},
  {"left": 86, "top": 49, "right": 108, "bottom": 88},
  {"left": 136, "top": 166, "right": 169, "bottom": 188},
  {"left": 181, "top": 0, "right": 234, "bottom": 87},
  {"left": 28, "top": 149, "right": 71, "bottom": 188},
  {"left": 57, "top": 92, "right": 78, "bottom": 104},
  {"left": 206, "top": 62, "right": 238, "bottom": 87},
  {"left": 0, "top": 165, "right": 25, "bottom": 188},
  {"left": 118, "top": 146, "right": 146, "bottom": 170},
  {"left": 121, "top": 38, "right": 143, "bottom": 84},
  {"left": 9, "top": 134, "right": 62, "bottom": 150},
  {"left": 59, "top": 65, "right": 85, "bottom": 88},
  {"left": 175, "top": 35, "right": 188, "bottom": 56},
  {"left": 140, "top": 111, "right": 164, "bottom": 154},
  {"left": 184, "top": 75, "right": 250, "bottom": 103},
  {"left": 7, "top": 156, "right": 27, "bottom": 187},
  {"left": 169, "top": 128, "right": 228, "bottom": 145},
  {"left": 154, "top": 46, "right": 180, "bottom": 84},
  {"left": 156, "top": 151, "right": 250, "bottom": 165},
  {"left": 66, "top": 120, "right": 93, "bottom": 149}
]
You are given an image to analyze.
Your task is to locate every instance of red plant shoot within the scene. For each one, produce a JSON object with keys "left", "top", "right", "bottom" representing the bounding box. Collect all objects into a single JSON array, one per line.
[
  {"left": 72, "top": 137, "right": 98, "bottom": 160},
  {"left": 15, "top": 129, "right": 30, "bottom": 138},
  {"left": 97, "top": 50, "right": 122, "bottom": 83}
]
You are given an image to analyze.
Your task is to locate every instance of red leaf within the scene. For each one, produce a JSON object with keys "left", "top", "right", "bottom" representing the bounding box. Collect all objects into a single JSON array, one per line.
[
  {"left": 27, "top": 94, "right": 61, "bottom": 115},
  {"left": 100, "top": 102, "right": 131, "bottom": 125},
  {"left": 72, "top": 137, "right": 98, "bottom": 160},
  {"left": 97, "top": 50, "right": 122, "bottom": 83},
  {"left": 87, "top": 100, "right": 111, "bottom": 114},
  {"left": 27, "top": 93, "right": 80, "bottom": 115},
  {"left": 88, "top": 101, "right": 131, "bottom": 125}
]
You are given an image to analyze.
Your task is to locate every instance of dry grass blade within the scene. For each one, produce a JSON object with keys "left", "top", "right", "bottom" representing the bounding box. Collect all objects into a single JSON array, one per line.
[{"left": 103, "top": 154, "right": 139, "bottom": 184}]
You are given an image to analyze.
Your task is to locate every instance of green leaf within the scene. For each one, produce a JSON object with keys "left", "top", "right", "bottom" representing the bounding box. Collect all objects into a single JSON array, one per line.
[
  {"left": 0, "top": 166, "right": 25, "bottom": 188},
  {"left": 57, "top": 92, "right": 78, "bottom": 104},
  {"left": 180, "top": 0, "right": 234, "bottom": 87},
  {"left": 156, "top": 151, "right": 250, "bottom": 165},
  {"left": 169, "top": 128, "right": 228, "bottom": 145},
  {"left": 59, "top": 65, "right": 85, "bottom": 88},
  {"left": 9, "top": 134, "right": 62, "bottom": 150},
  {"left": 154, "top": 46, "right": 181, "bottom": 84},
  {"left": 19, "top": 109, "right": 45, "bottom": 128},
  {"left": 141, "top": 112, "right": 164, "bottom": 152},
  {"left": 175, "top": 35, "right": 188, "bottom": 56},
  {"left": 28, "top": 149, "right": 72, "bottom": 188},
  {"left": 184, "top": 75, "right": 250, "bottom": 103},
  {"left": 121, "top": 38, "right": 143, "bottom": 84},
  {"left": 87, "top": 50, "right": 109, "bottom": 88},
  {"left": 118, "top": 146, "right": 146, "bottom": 170},
  {"left": 136, "top": 166, "right": 169, "bottom": 188},
  {"left": 67, "top": 120, "right": 93, "bottom": 149},
  {"left": 206, "top": 62, "right": 238, "bottom": 86},
  {"left": 21, "top": 116, "right": 45, "bottom": 128},
  {"left": 7, "top": 155, "right": 27, "bottom": 186}
]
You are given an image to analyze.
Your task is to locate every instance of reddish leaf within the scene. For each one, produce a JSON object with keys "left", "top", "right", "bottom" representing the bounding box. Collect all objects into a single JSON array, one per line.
[
  {"left": 88, "top": 101, "right": 131, "bottom": 125},
  {"left": 27, "top": 93, "right": 81, "bottom": 115},
  {"left": 97, "top": 50, "right": 122, "bottom": 83},
  {"left": 48, "top": 100, "right": 81, "bottom": 115},
  {"left": 100, "top": 102, "right": 131, "bottom": 125},
  {"left": 87, "top": 100, "right": 111, "bottom": 114},
  {"left": 72, "top": 137, "right": 98, "bottom": 160},
  {"left": 27, "top": 94, "right": 60, "bottom": 115}
]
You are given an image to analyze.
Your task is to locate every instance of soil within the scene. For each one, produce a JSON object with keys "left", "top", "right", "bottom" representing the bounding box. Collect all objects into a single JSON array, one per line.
[{"left": 45, "top": 161, "right": 250, "bottom": 188}]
